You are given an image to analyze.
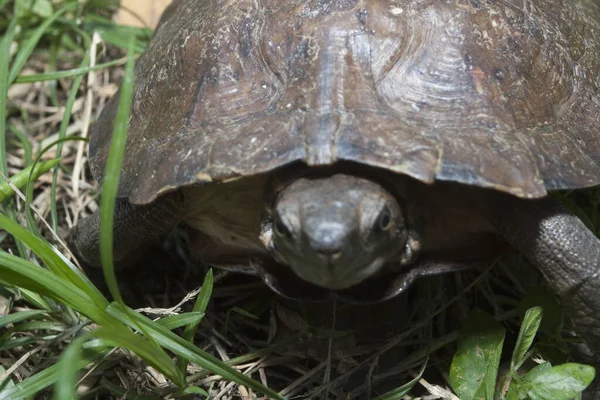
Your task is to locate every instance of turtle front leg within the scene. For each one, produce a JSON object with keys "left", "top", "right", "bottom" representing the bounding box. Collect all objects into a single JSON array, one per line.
[
  {"left": 67, "top": 192, "right": 185, "bottom": 269},
  {"left": 486, "top": 194, "right": 600, "bottom": 398}
]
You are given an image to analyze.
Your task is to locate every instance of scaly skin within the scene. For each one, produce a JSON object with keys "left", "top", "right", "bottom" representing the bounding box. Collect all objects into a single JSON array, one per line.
[
  {"left": 484, "top": 193, "right": 600, "bottom": 399},
  {"left": 67, "top": 191, "right": 185, "bottom": 268}
]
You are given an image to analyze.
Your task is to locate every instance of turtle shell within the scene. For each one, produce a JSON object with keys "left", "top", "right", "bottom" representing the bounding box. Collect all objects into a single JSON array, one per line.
[{"left": 89, "top": 0, "right": 600, "bottom": 205}]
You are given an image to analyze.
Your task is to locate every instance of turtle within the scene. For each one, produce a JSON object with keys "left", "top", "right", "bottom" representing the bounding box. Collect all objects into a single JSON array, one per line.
[{"left": 69, "top": 0, "right": 600, "bottom": 396}]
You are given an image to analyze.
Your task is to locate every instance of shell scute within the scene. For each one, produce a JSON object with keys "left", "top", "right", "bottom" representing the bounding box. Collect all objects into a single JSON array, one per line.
[{"left": 89, "top": 0, "right": 600, "bottom": 203}]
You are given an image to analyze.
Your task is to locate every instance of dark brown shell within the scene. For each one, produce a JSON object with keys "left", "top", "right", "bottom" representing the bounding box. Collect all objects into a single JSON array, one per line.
[{"left": 90, "top": 0, "right": 600, "bottom": 204}]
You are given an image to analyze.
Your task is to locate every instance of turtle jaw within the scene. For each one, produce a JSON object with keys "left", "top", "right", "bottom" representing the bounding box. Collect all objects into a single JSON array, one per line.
[
  {"left": 250, "top": 257, "right": 477, "bottom": 304},
  {"left": 286, "top": 253, "right": 389, "bottom": 290}
]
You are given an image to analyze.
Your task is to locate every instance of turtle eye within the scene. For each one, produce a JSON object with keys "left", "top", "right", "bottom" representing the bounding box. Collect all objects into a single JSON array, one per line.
[
  {"left": 274, "top": 218, "right": 291, "bottom": 238},
  {"left": 378, "top": 208, "right": 392, "bottom": 231}
]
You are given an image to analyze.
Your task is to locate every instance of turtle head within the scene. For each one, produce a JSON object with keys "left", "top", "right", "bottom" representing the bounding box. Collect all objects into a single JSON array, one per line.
[{"left": 261, "top": 174, "right": 417, "bottom": 290}]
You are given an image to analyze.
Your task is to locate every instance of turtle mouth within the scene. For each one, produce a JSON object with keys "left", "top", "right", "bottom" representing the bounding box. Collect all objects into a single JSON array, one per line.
[{"left": 242, "top": 258, "right": 482, "bottom": 304}]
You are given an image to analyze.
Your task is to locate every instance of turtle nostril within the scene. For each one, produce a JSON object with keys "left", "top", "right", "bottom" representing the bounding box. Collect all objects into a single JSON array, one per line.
[{"left": 317, "top": 249, "right": 343, "bottom": 262}]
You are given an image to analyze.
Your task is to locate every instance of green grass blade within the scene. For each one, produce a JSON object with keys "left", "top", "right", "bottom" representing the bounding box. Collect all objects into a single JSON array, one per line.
[
  {"left": 0, "top": 251, "right": 184, "bottom": 387},
  {"left": 172, "top": 386, "right": 210, "bottom": 398},
  {"left": 374, "top": 359, "right": 428, "bottom": 400},
  {"left": 0, "top": 213, "right": 109, "bottom": 309},
  {"left": 156, "top": 312, "right": 205, "bottom": 330},
  {"left": 177, "top": 269, "right": 213, "bottom": 373},
  {"left": 107, "top": 303, "right": 286, "bottom": 400},
  {"left": 0, "top": 5, "right": 28, "bottom": 258},
  {"left": 53, "top": 335, "right": 90, "bottom": 400},
  {"left": 0, "top": 250, "right": 112, "bottom": 325},
  {"left": 91, "top": 327, "right": 185, "bottom": 386},
  {"left": 0, "top": 353, "right": 98, "bottom": 400},
  {"left": 0, "top": 310, "right": 49, "bottom": 329},
  {"left": 14, "top": 58, "right": 127, "bottom": 83},
  {"left": 0, "top": 8, "right": 18, "bottom": 176},
  {"left": 23, "top": 137, "right": 87, "bottom": 236},
  {"left": 83, "top": 14, "right": 151, "bottom": 52},
  {"left": 6, "top": 320, "right": 64, "bottom": 334},
  {"left": 0, "top": 337, "right": 37, "bottom": 352},
  {"left": 7, "top": 125, "right": 32, "bottom": 166},
  {"left": 99, "top": 34, "right": 136, "bottom": 305},
  {"left": 0, "top": 158, "right": 61, "bottom": 201},
  {"left": 8, "top": 3, "right": 79, "bottom": 84}
]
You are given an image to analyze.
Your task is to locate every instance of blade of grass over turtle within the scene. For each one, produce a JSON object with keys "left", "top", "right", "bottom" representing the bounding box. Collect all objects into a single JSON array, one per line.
[
  {"left": 0, "top": 158, "right": 61, "bottom": 201},
  {"left": 99, "top": 34, "right": 136, "bottom": 305},
  {"left": 8, "top": 3, "right": 79, "bottom": 84},
  {"left": 14, "top": 58, "right": 127, "bottom": 83},
  {"left": 177, "top": 269, "right": 214, "bottom": 374},
  {"left": 107, "top": 303, "right": 287, "bottom": 400}
]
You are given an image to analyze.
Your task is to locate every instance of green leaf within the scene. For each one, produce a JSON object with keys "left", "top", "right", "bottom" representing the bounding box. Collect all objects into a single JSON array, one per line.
[
  {"left": 0, "top": 158, "right": 61, "bottom": 201},
  {"left": 518, "top": 286, "right": 563, "bottom": 335},
  {"left": 449, "top": 310, "right": 506, "bottom": 400},
  {"left": 506, "top": 363, "right": 552, "bottom": 400},
  {"left": 511, "top": 306, "right": 543, "bottom": 371},
  {"left": 505, "top": 379, "right": 525, "bottom": 400},
  {"left": 525, "top": 362, "right": 553, "bottom": 382},
  {"left": 524, "top": 363, "right": 595, "bottom": 400}
]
